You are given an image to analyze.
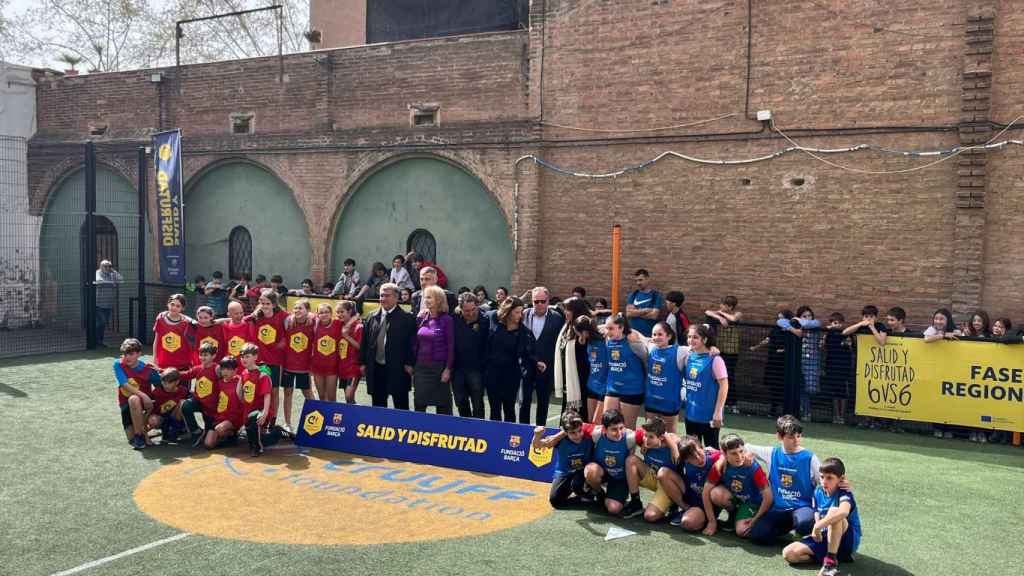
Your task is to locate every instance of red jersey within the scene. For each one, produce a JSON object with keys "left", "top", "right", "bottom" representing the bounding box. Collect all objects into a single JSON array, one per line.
[
  {"left": 150, "top": 382, "right": 189, "bottom": 417},
  {"left": 214, "top": 375, "right": 244, "bottom": 428},
  {"left": 337, "top": 321, "right": 364, "bottom": 380},
  {"left": 153, "top": 312, "right": 194, "bottom": 368},
  {"left": 183, "top": 363, "right": 220, "bottom": 416},
  {"left": 247, "top": 310, "right": 288, "bottom": 366},
  {"left": 283, "top": 316, "right": 315, "bottom": 373},
  {"left": 116, "top": 360, "right": 157, "bottom": 407},
  {"left": 310, "top": 319, "right": 341, "bottom": 375},
  {"left": 221, "top": 320, "right": 252, "bottom": 359},
  {"left": 192, "top": 323, "right": 225, "bottom": 363},
  {"left": 240, "top": 367, "right": 272, "bottom": 416}
]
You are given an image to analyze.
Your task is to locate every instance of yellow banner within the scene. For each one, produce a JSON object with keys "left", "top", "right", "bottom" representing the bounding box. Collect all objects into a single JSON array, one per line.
[
  {"left": 856, "top": 335, "right": 1023, "bottom": 431},
  {"left": 282, "top": 296, "right": 411, "bottom": 320}
]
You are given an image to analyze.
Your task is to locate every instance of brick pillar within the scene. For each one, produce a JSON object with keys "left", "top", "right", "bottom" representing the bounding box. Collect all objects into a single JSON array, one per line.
[{"left": 951, "top": 9, "right": 995, "bottom": 319}]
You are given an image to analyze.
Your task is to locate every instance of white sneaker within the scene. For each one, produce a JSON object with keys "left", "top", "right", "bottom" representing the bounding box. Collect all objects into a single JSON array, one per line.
[{"left": 281, "top": 423, "right": 294, "bottom": 437}]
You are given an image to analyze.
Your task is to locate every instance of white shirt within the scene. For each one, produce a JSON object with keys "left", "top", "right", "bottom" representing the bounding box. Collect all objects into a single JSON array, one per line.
[{"left": 531, "top": 311, "right": 546, "bottom": 340}]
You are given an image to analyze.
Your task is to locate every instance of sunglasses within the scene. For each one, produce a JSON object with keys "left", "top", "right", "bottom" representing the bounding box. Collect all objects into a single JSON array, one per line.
[{"left": 534, "top": 299, "right": 547, "bottom": 304}]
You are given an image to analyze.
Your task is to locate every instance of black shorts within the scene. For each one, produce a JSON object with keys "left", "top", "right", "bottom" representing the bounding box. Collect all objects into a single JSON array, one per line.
[
  {"left": 281, "top": 371, "right": 311, "bottom": 390},
  {"left": 339, "top": 378, "right": 355, "bottom": 389},
  {"left": 586, "top": 388, "right": 605, "bottom": 401},
  {"left": 645, "top": 405, "right": 680, "bottom": 417},
  {"left": 120, "top": 403, "right": 133, "bottom": 428},
  {"left": 606, "top": 391, "right": 644, "bottom": 406},
  {"left": 602, "top": 472, "right": 629, "bottom": 503}
]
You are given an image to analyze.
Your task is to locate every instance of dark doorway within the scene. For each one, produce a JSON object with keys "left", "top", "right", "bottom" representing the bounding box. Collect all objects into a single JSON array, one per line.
[{"left": 406, "top": 228, "right": 437, "bottom": 263}]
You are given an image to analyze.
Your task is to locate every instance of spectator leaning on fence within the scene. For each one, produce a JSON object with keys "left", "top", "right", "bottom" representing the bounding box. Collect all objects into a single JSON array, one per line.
[
  {"left": 94, "top": 259, "right": 123, "bottom": 347},
  {"left": 204, "top": 271, "right": 229, "bottom": 317},
  {"left": 330, "top": 259, "right": 363, "bottom": 299}
]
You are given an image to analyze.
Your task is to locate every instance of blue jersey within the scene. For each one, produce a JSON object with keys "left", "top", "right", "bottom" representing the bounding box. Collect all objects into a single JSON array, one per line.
[
  {"left": 553, "top": 435, "right": 593, "bottom": 477},
  {"left": 627, "top": 289, "right": 663, "bottom": 336},
  {"left": 813, "top": 486, "right": 862, "bottom": 548},
  {"left": 587, "top": 340, "right": 608, "bottom": 396},
  {"left": 606, "top": 338, "right": 644, "bottom": 396},
  {"left": 646, "top": 344, "right": 683, "bottom": 414},
  {"left": 684, "top": 353, "right": 721, "bottom": 423},
  {"left": 682, "top": 447, "right": 722, "bottom": 503},
  {"left": 769, "top": 446, "right": 815, "bottom": 511},
  {"left": 591, "top": 427, "right": 638, "bottom": 479},
  {"left": 718, "top": 461, "right": 766, "bottom": 506},
  {"left": 643, "top": 444, "right": 673, "bottom": 472}
]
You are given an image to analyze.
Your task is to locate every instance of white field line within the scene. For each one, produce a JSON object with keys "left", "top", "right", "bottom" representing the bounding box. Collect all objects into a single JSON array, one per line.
[{"left": 50, "top": 533, "right": 191, "bottom": 576}]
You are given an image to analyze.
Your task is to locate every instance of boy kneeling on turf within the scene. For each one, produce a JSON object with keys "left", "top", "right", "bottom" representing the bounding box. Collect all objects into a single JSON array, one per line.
[
  {"left": 206, "top": 355, "right": 244, "bottom": 449},
  {"left": 533, "top": 410, "right": 594, "bottom": 508},
  {"left": 149, "top": 368, "right": 190, "bottom": 442},
  {"left": 581, "top": 409, "right": 645, "bottom": 515},
  {"left": 783, "top": 457, "right": 862, "bottom": 576},
  {"left": 657, "top": 435, "right": 723, "bottom": 531},
  {"left": 114, "top": 338, "right": 161, "bottom": 450},
  {"left": 623, "top": 416, "right": 681, "bottom": 521},
  {"left": 181, "top": 342, "right": 221, "bottom": 448},
  {"left": 702, "top": 433, "right": 773, "bottom": 538},
  {"left": 238, "top": 343, "right": 280, "bottom": 457}
]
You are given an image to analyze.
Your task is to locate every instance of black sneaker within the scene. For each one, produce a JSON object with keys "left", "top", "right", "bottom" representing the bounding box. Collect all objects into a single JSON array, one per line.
[
  {"left": 190, "top": 431, "right": 205, "bottom": 449},
  {"left": 620, "top": 498, "right": 644, "bottom": 519},
  {"left": 131, "top": 434, "right": 146, "bottom": 450},
  {"left": 669, "top": 509, "right": 684, "bottom": 527}
]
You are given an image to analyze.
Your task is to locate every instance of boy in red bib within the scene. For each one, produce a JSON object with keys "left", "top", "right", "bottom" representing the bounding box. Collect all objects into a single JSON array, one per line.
[
  {"left": 220, "top": 301, "right": 252, "bottom": 359},
  {"left": 238, "top": 343, "right": 280, "bottom": 456},
  {"left": 181, "top": 342, "right": 221, "bottom": 448},
  {"left": 152, "top": 293, "right": 194, "bottom": 370},
  {"left": 192, "top": 306, "right": 225, "bottom": 364},
  {"left": 149, "top": 368, "right": 190, "bottom": 443},
  {"left": 206, "top": 355, "right": 244, "bottom": 449}
]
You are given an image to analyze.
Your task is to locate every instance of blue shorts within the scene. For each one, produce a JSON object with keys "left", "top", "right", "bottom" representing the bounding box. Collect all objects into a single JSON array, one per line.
[{"left": 800, "top": 527, "right": 858, "bottom": 562}]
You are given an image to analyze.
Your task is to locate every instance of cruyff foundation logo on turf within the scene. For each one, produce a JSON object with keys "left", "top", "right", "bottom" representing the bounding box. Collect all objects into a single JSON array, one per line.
[{"left": 133, "top": 451, "right": 552, "bottom": 546}]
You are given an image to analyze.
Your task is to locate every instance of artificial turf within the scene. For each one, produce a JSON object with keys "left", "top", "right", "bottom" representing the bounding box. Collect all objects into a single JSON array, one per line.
[{"left": 1, "top": 350, "right": 1022, "bottom": 576}]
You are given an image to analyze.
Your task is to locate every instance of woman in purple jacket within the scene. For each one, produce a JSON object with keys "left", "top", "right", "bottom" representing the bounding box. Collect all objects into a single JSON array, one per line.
[{"left": 413, "top": 285, "right": 455, "bottom": 414}]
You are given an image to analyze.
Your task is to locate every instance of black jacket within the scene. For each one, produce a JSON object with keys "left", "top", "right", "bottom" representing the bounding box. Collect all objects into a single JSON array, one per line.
[
  {"left": 522, "top": 307, "right": 564, "bottom": 366},
  {"left": 454, "top": 311, "right": 490, "bottom": 372},
  {"left": 359, "top": 305, "right": 417, "bottom": 395},
  {"left": 486, "top": 321, "right": 536, "bottom": 381}
]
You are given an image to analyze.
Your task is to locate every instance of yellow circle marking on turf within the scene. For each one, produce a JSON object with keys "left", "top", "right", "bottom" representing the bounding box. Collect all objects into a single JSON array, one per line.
[{"left": 133, "top": 449, "right": 553, "bottom": 545}]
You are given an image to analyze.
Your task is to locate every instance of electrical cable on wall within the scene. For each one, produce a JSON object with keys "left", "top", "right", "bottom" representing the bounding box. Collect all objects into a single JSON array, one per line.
[{"left": 513, "top": 115, "right": 1023, "bottom": 179}]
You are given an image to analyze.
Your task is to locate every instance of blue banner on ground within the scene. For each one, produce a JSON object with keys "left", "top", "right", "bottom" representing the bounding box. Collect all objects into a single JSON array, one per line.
[
  {"left": 295, "top": 400, "right": 559, "bottom": 482},
  {"left": 152, "top": 129, "right": 185, "bottom": 284}
]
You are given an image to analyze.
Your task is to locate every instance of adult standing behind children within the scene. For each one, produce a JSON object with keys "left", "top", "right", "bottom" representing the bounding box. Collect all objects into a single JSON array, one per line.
[
  {"left": 453, "top": 292, "right": 489, "bottom": 419},
  {"left": 521, "top": 287, "right": 565, "bottom": 426},
  {"left": 413, "top": 286, "right": 455, "bottom": 414},
  {"left": 412, "top": 267, "right": 457, "bottom": 313},
  {"left": 626, "top": 269, "right": 663, "bottom": 337},
  {"left": 360, "top": 283, "right": 416, "bottom": 410},
  {"left": 94, "top": 259, "right": 123, "bottom": 347}
]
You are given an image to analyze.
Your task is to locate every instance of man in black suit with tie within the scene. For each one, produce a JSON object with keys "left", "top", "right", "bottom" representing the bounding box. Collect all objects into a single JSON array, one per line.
[
  {"left": 520, "top": 286, "right": 564, "bottom": 425},
  {"left": 359, "top": 282, "right": 416, "bottom": 410}
]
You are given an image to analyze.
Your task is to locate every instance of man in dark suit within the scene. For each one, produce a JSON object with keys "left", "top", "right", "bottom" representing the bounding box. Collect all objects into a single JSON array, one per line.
[
  {"left": 520, "top": 286, "right": 564, "bottom": 425},
  {"left": 359, "top": 282, "right": 416, "bottom": 410},
  {"left": 411, "top": 267, "right": 457, "bottom": 313}
]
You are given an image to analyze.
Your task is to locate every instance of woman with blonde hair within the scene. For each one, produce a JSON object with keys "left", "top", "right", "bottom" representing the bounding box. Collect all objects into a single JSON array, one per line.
[{"left": 412, "top": 285, "right": 455, "bottom": 414}]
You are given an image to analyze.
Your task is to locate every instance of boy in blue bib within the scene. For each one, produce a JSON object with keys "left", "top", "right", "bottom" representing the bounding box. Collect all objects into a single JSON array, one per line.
[
  {"left": 532, "top": 410, "right": 594, "bottom": 508},
  {"left": 783, "top": 457, "right": 862, "bottom": 576}
]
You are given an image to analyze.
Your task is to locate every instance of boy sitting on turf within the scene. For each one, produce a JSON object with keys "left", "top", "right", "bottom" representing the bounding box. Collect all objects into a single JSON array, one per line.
[
  {"left": 702, "top": 433, "right": 773, "bottom": 538},
  {"left": 657, "top": 435, "right": 723, "bottom": 531},
  {"left": 206, "top": 355, "right": 244, "bottom": 449},
  {"left": 114, "top": 338, "right": 161, "bottom": 450},
  {"left": 148, "top": 368, "right": 189, "bottom": 443},
  {"left": 181, "top": 342, "right": 221, "bottom": 448},
  {"left": 743, "top": 415, "right": 820, "bottom": 545},
  {"left": 623, "top": 416, "right": 681, "bottom": 521},
  {"left": 783, "top": 457, "right": 862, "bottom": 576},
  {"left": 238, "top": 343, "right": 280, "bottom": 457},
  {"left": 532, "top": 410, "right": 594, "bottom": 509},
  {"left": 581, "top": 409, "right": 645, "bottom": 515}
]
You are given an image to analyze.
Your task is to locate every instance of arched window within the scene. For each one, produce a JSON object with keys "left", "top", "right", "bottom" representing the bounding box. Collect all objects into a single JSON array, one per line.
[
  {"left": 228, "top": 226, "right": 252, "bottom": 280},
  {"left": 80, "top": 215, "right": 118, "bottom": 271},
  {"left": 406, "top": 228, "right": 437, "bottom": 263}
]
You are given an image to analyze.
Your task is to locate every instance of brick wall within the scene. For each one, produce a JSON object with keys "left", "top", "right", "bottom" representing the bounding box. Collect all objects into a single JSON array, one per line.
[{"left": 25, "top": 1, "right": 1024, "bottom": 326}]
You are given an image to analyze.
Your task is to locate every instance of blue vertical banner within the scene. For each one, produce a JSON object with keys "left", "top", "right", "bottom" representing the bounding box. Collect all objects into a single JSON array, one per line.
[{"left": 152, "top": 130, "right": 185, "bottom": 284}]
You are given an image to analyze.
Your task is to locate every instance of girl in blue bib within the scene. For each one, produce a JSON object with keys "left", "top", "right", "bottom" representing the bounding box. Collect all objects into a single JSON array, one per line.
[
  {"left": 683, "top": 324, "right": 730, "bottom": 449},
  {"left": 602, "top": 314, "right": 647, "bottom": 429},
  {"left": 574, "top": 315, "right": 607, "bottom": 423}
]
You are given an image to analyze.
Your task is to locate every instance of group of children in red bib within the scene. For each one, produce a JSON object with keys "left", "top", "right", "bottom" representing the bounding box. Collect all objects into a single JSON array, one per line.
[{"left": 116, "top": 289, "right": 363, "bottom": 456}]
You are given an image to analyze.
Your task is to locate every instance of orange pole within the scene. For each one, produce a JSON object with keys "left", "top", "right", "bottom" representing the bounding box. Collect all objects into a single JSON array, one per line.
[
  {"left": 1013, "top": 431, "right": 1020, "bottom": 446},
  {"left": 611, "top": 224, "right": 621, "bottom": 314}
]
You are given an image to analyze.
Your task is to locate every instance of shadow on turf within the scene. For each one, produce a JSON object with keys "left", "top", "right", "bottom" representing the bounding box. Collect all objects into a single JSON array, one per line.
[
  {"left": 0, "top": 349, "right": 114, "bottom": 368},
  {"left": 786, "top": 554, "right": 913, "bottom": 576},
  {"left": 135, "top": 438, "right": 311, "bottom": 469},
  {"left": 0, "top": 382, "right": 28, "bottom": 397},
  {"left": 727, "top": 415, "right": 1023, "bottom": 468}
]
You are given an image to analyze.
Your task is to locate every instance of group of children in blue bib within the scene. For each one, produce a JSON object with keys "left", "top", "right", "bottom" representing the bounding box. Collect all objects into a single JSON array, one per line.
[{"left": 533, "top": 413, "right": 862, "bottom": 576}]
